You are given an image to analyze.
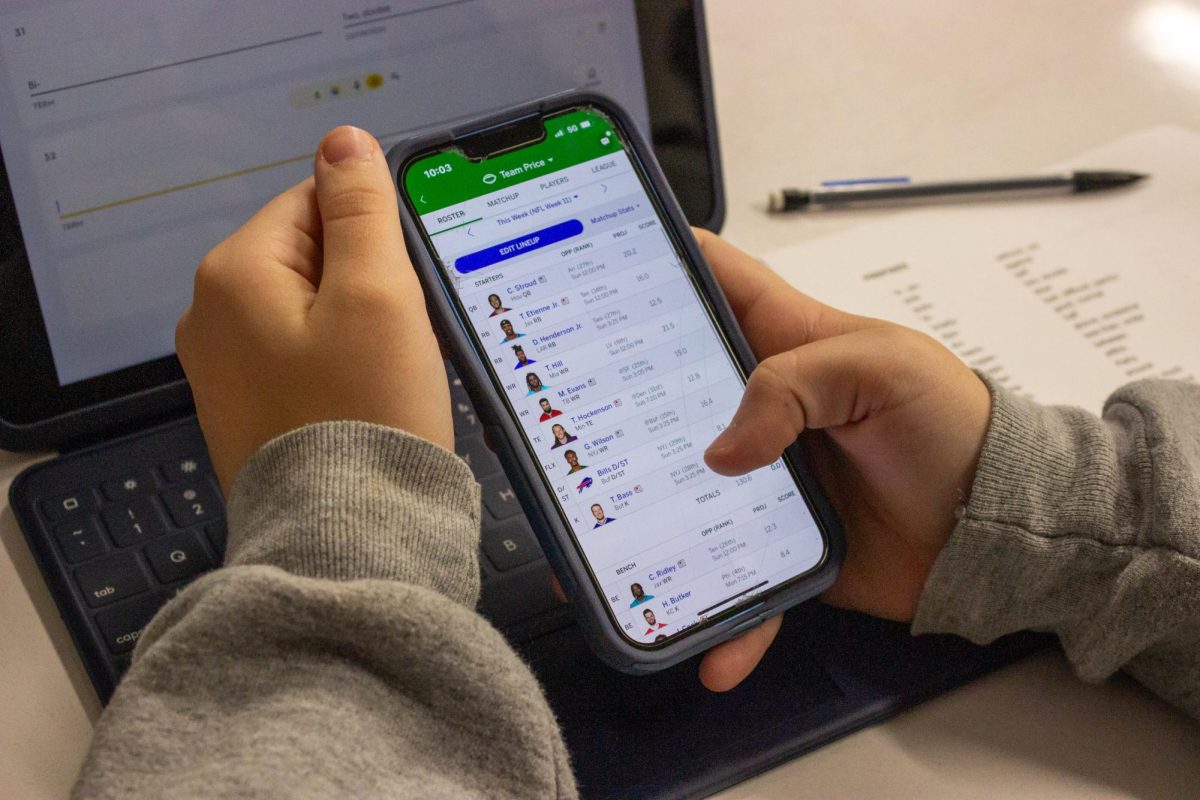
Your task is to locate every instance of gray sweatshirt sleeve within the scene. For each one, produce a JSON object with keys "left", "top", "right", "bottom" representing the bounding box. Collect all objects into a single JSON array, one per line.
[
  {"left": 71, "top": 421, "right": 577, "bottom": 800},
  {"left": 913, "top": 379, "right": 1200, "bottom": 719}
]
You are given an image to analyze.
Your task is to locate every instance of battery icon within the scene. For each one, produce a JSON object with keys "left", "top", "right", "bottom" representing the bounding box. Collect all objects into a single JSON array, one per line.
[{"left": 579, "top": 120, "right": 592, "bottom": 129}]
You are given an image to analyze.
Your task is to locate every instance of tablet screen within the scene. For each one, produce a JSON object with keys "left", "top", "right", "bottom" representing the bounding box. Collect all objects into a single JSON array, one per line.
[{"left": 0, "top": 0, "right": 652, "bottom": 386}]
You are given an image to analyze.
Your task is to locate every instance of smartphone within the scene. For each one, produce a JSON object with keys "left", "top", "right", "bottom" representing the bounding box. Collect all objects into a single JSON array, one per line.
[{"left": 388, "top": 94, "right": 842, "bottom": 672}]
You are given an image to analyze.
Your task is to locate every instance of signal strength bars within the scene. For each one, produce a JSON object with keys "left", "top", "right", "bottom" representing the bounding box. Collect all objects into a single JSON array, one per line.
[{"left": 554, "top": 119, "right": 595, "bottom": 138}]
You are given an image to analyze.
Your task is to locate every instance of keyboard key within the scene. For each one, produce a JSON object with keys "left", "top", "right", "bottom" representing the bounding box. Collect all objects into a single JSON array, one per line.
[
  {"left": 144, "top": 531, "right": 213, "bottom": 584},
  {"left": 456, "top": 435, "right": 503, "bottom": 479},
  {"left": 102, "top": 497, "right": 166, "bottom": 547},
  {"left": 447, "top": 369, "right": 468, "bottom": 401},
  {"left": 205, "top": 519, "right": 227, "bottom": 556},
  {"left": 482, "top": 476, "right": 522, "bottom": 520},
  {"left": 53, "top": 517, "right": 107, "bottom": 563},
  {"left": 478, "top": 562, "right": 563, "bottom": 629},
  {"left": 101, "top": 471, "right": 154, "bottom": 501},
  {"left": 482, "top": 519, "right": 542, "bottom": 571},
  {"left": 163, "top": 575, "right": 202, "bottom": 600},
  {"left": 160, "top": 456, "right": 208, "bottom": 484},
  {"left": 41, "top": 491, "right": 95, "bottom": 521},
  {"left": 95, "top": 593, "right": 163, "bottom": 654},
  {"left": 161, "top": 482, "right": 221, "bottom": 527},
  {"left": 453, "top": 399, "right": 481, "bottom": 436},
  {"left": 75, "top": 552, "right": 149, "bottom": 608}
]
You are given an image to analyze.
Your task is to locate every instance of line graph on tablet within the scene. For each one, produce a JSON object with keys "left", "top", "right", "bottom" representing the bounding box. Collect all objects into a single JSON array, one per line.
[{"left": 0, "top": 0, "right": 650, "bottom": 384}]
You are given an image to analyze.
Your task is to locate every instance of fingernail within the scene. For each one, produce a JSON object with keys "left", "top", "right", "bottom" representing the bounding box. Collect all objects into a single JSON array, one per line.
[
  {"left": 321, "top": 126, "right": 374, "bottom": 165},
  {"left": 706, "top": 423, "right": 736, "bottom": 455}
]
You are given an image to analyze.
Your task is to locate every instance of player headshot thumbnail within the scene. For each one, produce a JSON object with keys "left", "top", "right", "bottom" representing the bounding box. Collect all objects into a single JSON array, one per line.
[
  {"left": 538, "top": 398, "right": 562, "bottom": 421},
  {"left": 499, "top": 319, "right": 523, "bottom": 341},
  {"left": 564, "top": 449, "right": 587, "bottom": 474},
  {"left": 591, "top": 503, "right": 616, "bottom": 528},
  {"left": 525, "top": 372, "right": 549, "bottom": 395},
  {"left": 513, "top": 345, "right": 536, "bottom": 369},
  {"left": 487, "top": 293, "right": 510, "bottom": 317},
  {"left": 643, "top": 609, "right": 667, "bottom": 635},
  {"left": 550, "top": 423, "right": 577, "bottom": 449},
  {"left": 629, "top": 583, "right": 654, "bottom": 608}
]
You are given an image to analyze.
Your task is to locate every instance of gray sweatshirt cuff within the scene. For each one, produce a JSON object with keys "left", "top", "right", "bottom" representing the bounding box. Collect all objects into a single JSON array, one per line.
[
  {"left": 911, "top": 385, "right": 1119, "bottom": 645},
  {"left": 911, "top": 380, "right": 1200, "bottom": 719},
  {"left": 224, "top": 421, "right": 481, "bottom": 608}
]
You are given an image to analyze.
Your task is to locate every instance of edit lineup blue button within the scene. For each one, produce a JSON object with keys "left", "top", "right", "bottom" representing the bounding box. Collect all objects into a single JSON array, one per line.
[{"left": 454, "top": 219, "right": 584, "bottom": 274}]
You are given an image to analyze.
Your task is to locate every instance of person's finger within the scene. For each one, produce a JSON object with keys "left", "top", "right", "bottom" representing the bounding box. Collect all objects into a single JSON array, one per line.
[
  {"left": 704, "top": 327, "right": 907, "bottom": 476},
  {"left": 184, "top": 189, "right": 322, "bottom": 342},
  {"left": 693, "top": 228, "right": 878, "bottom": 355},
  {"left": 206, "top": 176, "right": 321, "bottom": 292},
  {"left": 549, "top": 574, "right": 567, "bottom": 604},
  {"left": 698, "top": 615, "right": 783, "bottom": 692},
  {"left": 229, "top": 177, "right": 323, "bottom": 286},
  {"left": 311, "top": 125, "right": 414, "bottom": 298},
  {"left": 693, "top": 227, "right": 792, "bottom": 321}
]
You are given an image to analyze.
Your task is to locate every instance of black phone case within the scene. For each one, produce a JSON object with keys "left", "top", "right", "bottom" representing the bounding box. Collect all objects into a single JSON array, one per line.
[{"left": 386, "top": 91, "right": 844, "bottom": 673}]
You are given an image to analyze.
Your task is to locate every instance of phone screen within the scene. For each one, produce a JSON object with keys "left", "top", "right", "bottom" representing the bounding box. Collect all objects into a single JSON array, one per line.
[{"left": 403, "top": 108, "right": 828, "bottom": 645}]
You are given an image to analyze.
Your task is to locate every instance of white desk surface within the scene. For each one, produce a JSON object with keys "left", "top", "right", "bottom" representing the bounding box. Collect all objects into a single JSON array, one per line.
[{"left": 4, "top": 2, "right": 1200, "bottom": 798}]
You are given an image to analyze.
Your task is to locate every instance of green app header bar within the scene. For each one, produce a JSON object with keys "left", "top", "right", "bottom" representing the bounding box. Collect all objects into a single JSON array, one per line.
[{"left": 404, "top": 109, "right": 624, "bottom": 214}]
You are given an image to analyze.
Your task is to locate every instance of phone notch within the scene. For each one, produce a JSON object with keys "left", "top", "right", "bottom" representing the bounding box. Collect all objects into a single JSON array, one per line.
[{"left": 458, "top": 113, "right": 546, "bottom": 160}]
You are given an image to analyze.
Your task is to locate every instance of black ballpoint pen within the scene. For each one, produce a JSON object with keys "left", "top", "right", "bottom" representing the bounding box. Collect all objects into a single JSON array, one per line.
[{"left": 767, "top": 171, "right": 1148, "bottom": 212}]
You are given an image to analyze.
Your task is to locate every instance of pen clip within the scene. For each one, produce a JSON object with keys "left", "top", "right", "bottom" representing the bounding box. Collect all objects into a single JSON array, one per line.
[{"left": 819, "top": 176, "right": 911, "bottom": 188}]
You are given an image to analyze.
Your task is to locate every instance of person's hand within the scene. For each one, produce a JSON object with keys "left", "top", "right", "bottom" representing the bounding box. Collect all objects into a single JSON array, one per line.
[
  {"left": 176, "top": 126, "right": 453, "bottom": 493},
  {"left": 694, "top": 230, "right": 991, "bottom": 692}
]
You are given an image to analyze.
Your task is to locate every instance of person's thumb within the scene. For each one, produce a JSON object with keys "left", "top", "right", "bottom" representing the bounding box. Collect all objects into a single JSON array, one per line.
[
  {"left": 312, "top": 125, "right": 409, "bottom": 295},
  {"left": 704, "top": 327, "right": 904, "bottom": 476}
]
